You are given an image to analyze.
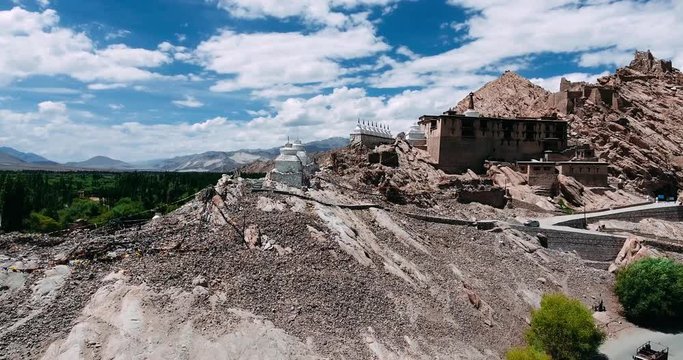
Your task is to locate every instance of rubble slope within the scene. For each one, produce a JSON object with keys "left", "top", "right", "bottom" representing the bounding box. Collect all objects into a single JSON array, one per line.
[{"left": 0, "top": 174, "right": 618, "bottom": 359}]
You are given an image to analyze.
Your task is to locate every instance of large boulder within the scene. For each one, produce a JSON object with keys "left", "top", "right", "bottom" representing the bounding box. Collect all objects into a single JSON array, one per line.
[{"left": 608, "top": 237, "right": 660, "bottom": 273}]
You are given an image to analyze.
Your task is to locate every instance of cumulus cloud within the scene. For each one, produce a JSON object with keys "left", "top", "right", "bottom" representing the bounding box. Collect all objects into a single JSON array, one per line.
[
  {"left": 213, "top": 0, "right": 398, "bottom": 27},
  {"left": 376, "top": 0, "right": 683, "bottom": 88},
  {"left": 0, "top": 85, "right": 466, "bottom": 162},
  {"left": 0, "top": 7, "right": 173, "bottom": 85},
  {"left": 37, "top": 100, "right": 67, "bottom": 114},
  {"left": 172, "top": 95, "right": 204, "bottom": 108},
  {"left": 195, "top": 25, "right": 388, "bottom": 92}
]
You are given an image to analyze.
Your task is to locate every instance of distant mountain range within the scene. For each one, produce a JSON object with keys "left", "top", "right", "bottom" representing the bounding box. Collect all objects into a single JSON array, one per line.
[
  {"left": 65, "top": 156, "right": 136, "bottom": 170},
  {"left": 0, "top": 147, "right": 55, "bottom": 164},
  {"left": 0, "top": 137, "right": 349, "bottom": 172}
]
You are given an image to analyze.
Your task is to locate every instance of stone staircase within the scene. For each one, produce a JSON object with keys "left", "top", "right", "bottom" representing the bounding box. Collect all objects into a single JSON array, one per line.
[{"left": 532, "top": 186, "right": 553, "bottom": 197}]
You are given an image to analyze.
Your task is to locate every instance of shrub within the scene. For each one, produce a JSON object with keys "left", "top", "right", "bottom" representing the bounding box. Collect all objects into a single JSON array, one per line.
[
  {"left": 615, "top": 258, "right": 683, "bottom": 324},
  {"left": 110, "top": 197, "right": 146, "bottom": 219},
  {"left": 58, "top": 198, "right": 104, "bottom": 226},
  {"left": 27, "top": 212, "right": 61, "bottom": 233},
  {"left": 506, "top": 346, "right": 550, "bottom": 360},
  {"left": 526, "top": 293, "right": 605, "bottom": 360}
]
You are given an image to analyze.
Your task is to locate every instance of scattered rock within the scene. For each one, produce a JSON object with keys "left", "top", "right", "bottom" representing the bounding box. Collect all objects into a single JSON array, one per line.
[
  {"left": 192, "top": 275, "right": 208, "bottom": 287},
  {"left": 244, "top": 224, "right": 261, "bottom": 249}
]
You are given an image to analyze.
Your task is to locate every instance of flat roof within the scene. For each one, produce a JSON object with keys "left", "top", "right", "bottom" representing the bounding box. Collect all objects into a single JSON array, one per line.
[
  {"left": 557, "top": 161, "right": 608, "bottom": 165},
  {"left": 418, "top": 113, "right": 567, "bottom": 124},
  {"left": 516, "top": 161, "right": 609, "bottom": 165}
]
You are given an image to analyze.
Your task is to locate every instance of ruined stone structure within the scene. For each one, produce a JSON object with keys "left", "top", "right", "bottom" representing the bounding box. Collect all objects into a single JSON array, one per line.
[
  {"left": 547, "top": 77, "right": 622, "bottom": 114},
  {"left": 516, "top": 160, "right": 609, "bottom": 188},
  {"left": 268, "top": 140, "right": 313, "bottom": 187},
  {"left": 419, "top": 93, "right": 568, "bottom": 173},
  {"left": 350, "top": 120, "right": 393, "bottom": 148}
]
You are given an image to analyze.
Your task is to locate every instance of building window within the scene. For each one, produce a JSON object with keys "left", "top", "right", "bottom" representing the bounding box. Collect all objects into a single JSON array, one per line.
[
  {"left": 430, "top": 120, "right": 437, "bottom": 131},
  {"left": 503, "top": 121, "right": 513, "bottom": 140},
  {"left": 525, "top": 123, "right": 535, "bottom": 141},
  {"left": 462, "top": 118, "right": 475, "bottom": 138},
  {"left": 480, "top": 119, "right": 488, "bottom": 132}
]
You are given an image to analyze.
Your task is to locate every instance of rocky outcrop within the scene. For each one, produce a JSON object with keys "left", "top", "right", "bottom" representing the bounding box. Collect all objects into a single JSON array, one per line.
[
  {"left": 456, "top": 51, "right": 683, "bottom": 196},
  {"left": 608, "top": 237, "right": 660, "bottom": 273},
  {"left": 454, "top": 71, "right": 552, "bottom": 117}
]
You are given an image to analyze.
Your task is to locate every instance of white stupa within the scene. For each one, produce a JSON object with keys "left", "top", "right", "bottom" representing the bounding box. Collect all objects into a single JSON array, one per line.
[
  {"left": 269, "top": 140, "right": 304, "bottom": 187},
  {"left": 292, "top": 139, "right": 311, "bottom": 166},
  {"left": 405, "top": 122, "right": 426, "bottom": 148}
]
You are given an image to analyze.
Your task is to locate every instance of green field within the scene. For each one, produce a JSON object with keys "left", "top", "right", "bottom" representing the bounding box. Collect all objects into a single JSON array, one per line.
[{"left": 0, "top": 171, "right": 223, "bottom": 233}]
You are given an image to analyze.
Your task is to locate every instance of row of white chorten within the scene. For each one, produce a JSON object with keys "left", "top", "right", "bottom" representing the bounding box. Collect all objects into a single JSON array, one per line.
[{"left": 350, "top": 120, "right": 393, "bottom": 138}]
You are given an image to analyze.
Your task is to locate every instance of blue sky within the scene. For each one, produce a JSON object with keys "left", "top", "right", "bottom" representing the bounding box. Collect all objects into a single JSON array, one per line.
[{"left": 0, "top": 0, "right": 681, "bottom": 162}]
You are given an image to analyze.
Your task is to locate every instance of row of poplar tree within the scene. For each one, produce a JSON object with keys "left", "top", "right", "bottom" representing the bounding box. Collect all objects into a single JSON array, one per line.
[{"left": 0, "top": 171, "right": 222, "bottom": 232}]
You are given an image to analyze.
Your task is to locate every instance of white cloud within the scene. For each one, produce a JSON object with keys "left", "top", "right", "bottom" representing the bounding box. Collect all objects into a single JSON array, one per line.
[
  {"left": 530, "top": 71, "right": 610, "bottom": 92},
  {"left": 376, "top": 0, "right": 683, "bottom": 88},
  {"left": 104, "top": 29, "right": 131, "bottom": 41},
  {"left": 108, "top": 104, "right": 124, "bottom": 110},
  {"left": 0, "top": 7, "right": 173, "bottom": 85},
  {"left": 213, "top": 0, "right": 397, "bottom": 27},
  {"left": 0, "top": 85, "right": 466, "bottom": 162},
  {"left": 578, "top": 48, "right": 634, "bottom": 68},
  {"left": 172, "top": 95, "right": 204, "bottom": 108},
  {"left": 88, "top": 83, "right": 127, "bottom": 90},
  {"left": 38, "top": 100, "right": 66, "bottom": 114},
  {"left": 195, "top": 25, "right": 388, "bottom": 92}
]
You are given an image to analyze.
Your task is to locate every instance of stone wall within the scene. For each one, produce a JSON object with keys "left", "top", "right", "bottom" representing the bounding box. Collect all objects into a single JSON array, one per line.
[
  {"left": 514, "top": 226, "right": 626, "bottom": 262},
  {"left": 557, "top": 205, "right": 683, "bottom": 229},
  {"left": 458, "top": 187, "right": 507, "bottom": 208}
]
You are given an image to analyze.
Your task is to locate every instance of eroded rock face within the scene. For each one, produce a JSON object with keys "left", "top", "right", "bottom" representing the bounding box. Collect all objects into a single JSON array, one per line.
[{"left": 609, "top": 237, "right": 660, "bottom": 273}]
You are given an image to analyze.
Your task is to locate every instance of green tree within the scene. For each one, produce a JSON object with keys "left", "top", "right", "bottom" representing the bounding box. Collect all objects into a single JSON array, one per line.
[
  {"left": 58, "top": 198, "right": 104, "bottom": 226},
  {"left": 1, "top": 177, "right": 26, "bottom": 231},
  {"left": 110, "top": 197, "right": 146, "bottom": 218},
  {"left": 506, "top": 346, "right": 550, "bottom": 360},
  {"left": 526, "top": 293, "right": 605, "bottom": 360},
  {"left": 615, "top": 258, "right": 683, "bottom": 325}
]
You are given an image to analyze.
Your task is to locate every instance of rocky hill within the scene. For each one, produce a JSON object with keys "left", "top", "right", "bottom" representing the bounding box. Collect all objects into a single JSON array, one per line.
[
  {"left": 455, "top": 51, "right": 683, "bottom": 196},
  {"left": 0, "top": 143, "right": 621, "bottom": 359},
  {"left": 454, "top": 71, "right": 551, "bottom": 117}
]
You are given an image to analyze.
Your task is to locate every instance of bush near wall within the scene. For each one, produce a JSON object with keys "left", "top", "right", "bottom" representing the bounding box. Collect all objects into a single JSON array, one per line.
[{"left": 615, "top": 258, "right": 683, "bottom": 325}]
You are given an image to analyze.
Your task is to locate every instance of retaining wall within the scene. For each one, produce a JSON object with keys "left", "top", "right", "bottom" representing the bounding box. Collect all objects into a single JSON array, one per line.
[
  {"left": 557, "top": 205, "right": 683, "bottom": 229},
  {"left": 514, "top": 226, "right": 626, "bottom": 262}
]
